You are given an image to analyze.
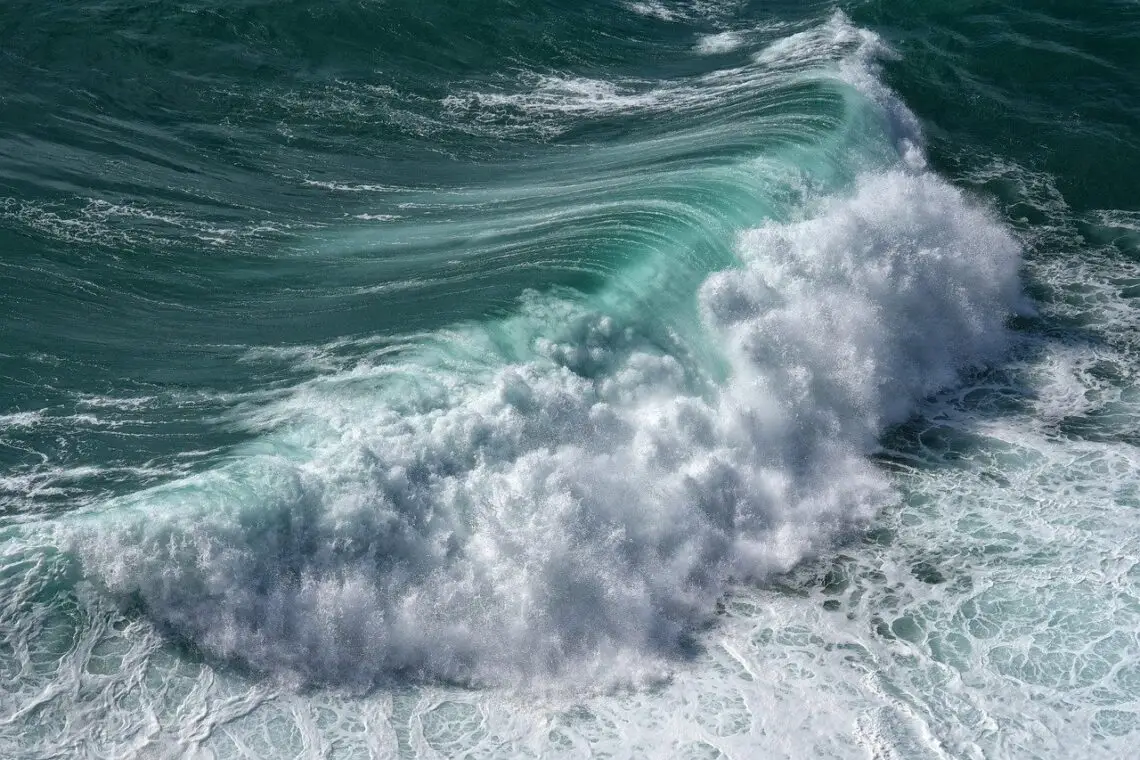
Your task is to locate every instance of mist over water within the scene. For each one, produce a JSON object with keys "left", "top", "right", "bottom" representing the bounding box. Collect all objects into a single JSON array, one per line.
[{"left": 2, "top": 0, "right": 1139, "bottom": 757}]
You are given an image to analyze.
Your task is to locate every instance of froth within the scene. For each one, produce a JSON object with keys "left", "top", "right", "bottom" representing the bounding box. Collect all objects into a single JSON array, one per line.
[
  {"left": 68, "top": 168, "right": 1022, "bottom": 687},
  {"left": 694, "top": 32, "right": 745, "bottom": 55}
]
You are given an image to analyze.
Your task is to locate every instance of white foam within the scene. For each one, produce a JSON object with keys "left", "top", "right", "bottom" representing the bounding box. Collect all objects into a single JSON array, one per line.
[
  {"left": 625, "top": 1, "right": 683, "bottom": 21},
  {"left": 443, "top": 12, "right": 884, "bottom": 138},
  {"left": 442, "top": 74, "right": 664, "bottom": 126},
  {"left": 1090, "top": 208, "right": 1140, "bottom": 232},
  {"left": 0, "top": 464, "right": 178, "bottom": 513},
  {"left": 624, "top": 0, "right": 739, "bottom": 23},
  {"left": 694, "top": 31, "right": 745, "bottom": 55},
  {"left": 74, "top": 394, "right": 156, "bottom": 411},
  {"left": 0, "top": 411, "right": 44, "bottom": 428},
  {"left": 302, "top": 179, "right": 410, "bottom": 193},
  {"left": 0, "top": 197, "right": 299, "bottom": 251}
]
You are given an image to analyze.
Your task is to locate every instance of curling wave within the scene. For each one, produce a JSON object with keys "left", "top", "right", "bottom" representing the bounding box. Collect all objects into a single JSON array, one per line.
[{"left": 68, "top": 161, "right": 1023, "bottom": 686}]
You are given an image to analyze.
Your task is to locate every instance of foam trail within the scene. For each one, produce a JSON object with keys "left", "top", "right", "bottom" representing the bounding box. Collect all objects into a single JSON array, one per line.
[
  {"left": 695, "top": 32, "right": 745, "bottom": 55},
  {"left": 66, "top": 164, "right": 1023, "bottom": 687}
]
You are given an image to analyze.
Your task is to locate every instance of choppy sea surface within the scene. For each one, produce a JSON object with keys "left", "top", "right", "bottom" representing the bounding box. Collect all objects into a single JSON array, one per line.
[{"left": 2, "top": 1, "right": 1139, "bottom": 757}]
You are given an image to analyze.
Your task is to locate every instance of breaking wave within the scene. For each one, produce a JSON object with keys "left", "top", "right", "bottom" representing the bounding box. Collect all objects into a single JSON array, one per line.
[{"left": 68, "top": 164, "right": 1023, "bottom": 686}]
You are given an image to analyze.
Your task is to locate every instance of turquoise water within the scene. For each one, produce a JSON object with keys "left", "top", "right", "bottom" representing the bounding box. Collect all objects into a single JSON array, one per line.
[{"left": 1, "top": 1, "right": 1138, "bottom": 757}]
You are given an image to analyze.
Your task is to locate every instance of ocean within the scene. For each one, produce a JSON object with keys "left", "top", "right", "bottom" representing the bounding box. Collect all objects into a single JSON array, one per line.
[{"left": 1, "top": 1, "right": 1138, "bottom": 757}]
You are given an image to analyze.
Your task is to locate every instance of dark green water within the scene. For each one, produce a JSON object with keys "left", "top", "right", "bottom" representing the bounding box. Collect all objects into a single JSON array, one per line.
[{"left": 1, "top": 1, "right": 1138, "bottom": 757}]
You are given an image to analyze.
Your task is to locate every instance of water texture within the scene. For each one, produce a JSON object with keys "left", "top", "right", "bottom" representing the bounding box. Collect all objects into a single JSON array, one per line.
[{"left": 1, "top": 1, "right": 1138, "bottom": 757}]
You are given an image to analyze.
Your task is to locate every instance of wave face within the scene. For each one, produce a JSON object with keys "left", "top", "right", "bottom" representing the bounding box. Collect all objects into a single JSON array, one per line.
[{"left": 6, "top": 0, "right": 1137, "bottom": 756}]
